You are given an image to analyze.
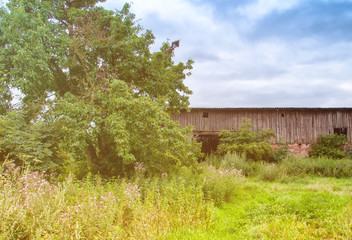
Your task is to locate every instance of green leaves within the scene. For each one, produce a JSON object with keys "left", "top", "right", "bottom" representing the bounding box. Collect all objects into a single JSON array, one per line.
[
  {"left": 0, "top": 0, "right": 199, "bottom": 177},
  {"left": 218, "top": 119, "right": 277, "bottom": 162},
  {"left": 0, "top": 70, "right": 11, "bottom": 114},
  {"left": 0, "top": 0, "right": 66, "bottom": 100},
  {"left": 309, "top": 134, "right": 350, "bottom": 159},
  {"left": 53, "top": 80, "right": 201, "bottom": 177},
  {"left": 0, "top": 111, "right": 63, "bottom": 172},
  {"left": 1, "top": 1, "right": 193, "bottom": 111}
]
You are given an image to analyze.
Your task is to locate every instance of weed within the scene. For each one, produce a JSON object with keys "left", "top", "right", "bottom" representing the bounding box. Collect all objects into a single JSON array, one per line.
[{"left": 0, "top": 160, "right": 214, "bottom": 239}]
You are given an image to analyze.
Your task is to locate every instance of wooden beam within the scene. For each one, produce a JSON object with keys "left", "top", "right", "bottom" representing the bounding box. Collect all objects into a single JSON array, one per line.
[{"left": 193, "top": 131, "right": 220, "bottom": 136}]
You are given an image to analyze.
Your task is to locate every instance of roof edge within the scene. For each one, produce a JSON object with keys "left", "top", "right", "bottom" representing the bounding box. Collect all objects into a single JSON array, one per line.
[{"left": 186, "top": 107, "right": 352, "bottom": 111}]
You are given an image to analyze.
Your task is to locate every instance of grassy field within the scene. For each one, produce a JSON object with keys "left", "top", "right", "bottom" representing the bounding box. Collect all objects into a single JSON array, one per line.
[
  {"left": 166, "top": 177, "right": 352, "bottom": 239},
  {"left": 1, "top": 157, "right": 352, "bottom": 239}
]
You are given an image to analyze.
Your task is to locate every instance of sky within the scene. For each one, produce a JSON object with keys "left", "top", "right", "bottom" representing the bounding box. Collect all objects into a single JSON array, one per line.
[{"left": 71, "top": 1, "right": 352, "bottom": 107}]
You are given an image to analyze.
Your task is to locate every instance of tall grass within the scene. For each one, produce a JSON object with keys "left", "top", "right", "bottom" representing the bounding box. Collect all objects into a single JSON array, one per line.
[
  {"left": 205, "top": 153, "right": 352, "bottom": 181},
  {"left": 3, "top": 153, "right": 350, "bottom": 239},
  {"left": 199, "top": 165, "right": 244, "bottom": 206},
  {"left": 0, "top": 161, "right": 215, "bottom": 239},
  {"left": 281, "top": 156, "right": 352, "bottom": 178}
]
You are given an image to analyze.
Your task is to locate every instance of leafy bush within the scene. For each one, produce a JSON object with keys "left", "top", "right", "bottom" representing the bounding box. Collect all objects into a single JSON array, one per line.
[
  {"left": 217, "top": 120, "right": 276, "bottom": 162},
  {"left": 273, "top": 142, "right": 290, "bottom": 162},
  {"left": 0, "top": 111, "right": 64, "bottom": 174},
  {"left": 309, "top": 134, "right": 350, "bottom": 159}
]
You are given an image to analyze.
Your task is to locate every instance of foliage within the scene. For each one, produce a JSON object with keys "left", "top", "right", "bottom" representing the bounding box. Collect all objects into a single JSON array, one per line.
[
  {"left": 0, "top": 161, "right": 214, "bottom": 239},
  {"left": 217, "top": 119, "right": 276, "bottom": 162},
  {"left": 0, "top": 0, "right": 200, "bottom": 176},
  {"left": 206, "top": 153, "right": 260, "bottom": 177},
  {"left": 0, "top": 70, "right": 12, "bottom": 114},
  {"left": 55, "top": 80, "right": 201, "bottom": 177},
  {"left": 0, "top": 0, "right": 192, "bottom": 112},
  {"left": 309, "top": 134, "right": 350, "bottom": 159},
  {"left": 273, "top": 141, "right": 290, "bottom": 162},
  {"left": 0, "top": 111, "right": 65, "bottom": 173}
]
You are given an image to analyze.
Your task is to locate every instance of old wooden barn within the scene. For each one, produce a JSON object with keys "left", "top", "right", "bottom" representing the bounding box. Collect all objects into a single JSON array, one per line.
[{"left": 172, "top": 108, "right": 352, "bottom": 154}]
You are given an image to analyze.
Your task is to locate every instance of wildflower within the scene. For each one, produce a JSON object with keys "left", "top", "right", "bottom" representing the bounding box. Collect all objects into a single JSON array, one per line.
[
  {"left": 124, "top": 183, "right": 141, "bottom": 206},
  {"left": 134, "top": 162, "right": 146, "bottom": 173}
]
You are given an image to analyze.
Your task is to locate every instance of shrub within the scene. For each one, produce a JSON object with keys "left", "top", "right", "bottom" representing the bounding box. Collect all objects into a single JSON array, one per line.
[
  {"left": 273, "top": 142, "right": 290, "bottom": 162},
  {"left": 0, "top": 111, "right": 64, "bottom": 174},
  {"left": 217, "top": 119, "right": 276, "bottom": 162},
  {"left": 309, "top": 134, "right": 350, "bottom": 159}
]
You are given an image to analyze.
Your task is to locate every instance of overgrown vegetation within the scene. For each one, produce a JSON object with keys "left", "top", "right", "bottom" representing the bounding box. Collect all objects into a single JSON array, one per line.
[
  {"left": 2, "top": 156, "right": 352, "bottom": 239},
  {"left": 0, "top": 160, "right": 246, "bottom": 239},
  {"left": 309, "top": 134, "right": 351, "bottom": 159},
  {"left": 217, "top": 119, "right": 288, "bottom": 162},
  {"left": 1, "top": 0, "right": 352, "bottom": 239},
  {"left": 207, "top": 153, "right": 352, "bottom": 181},
  {"left": 0, "top": 0, "right": 201, "bottom": 177},
  {"left": 167, "top": 178, "right": 352, "bottom": 239}
]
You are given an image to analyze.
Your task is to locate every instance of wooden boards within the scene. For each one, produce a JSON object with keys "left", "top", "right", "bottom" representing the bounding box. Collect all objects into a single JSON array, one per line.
[{"left": 171, "top": 108, "right": 352, "bottom": 144}]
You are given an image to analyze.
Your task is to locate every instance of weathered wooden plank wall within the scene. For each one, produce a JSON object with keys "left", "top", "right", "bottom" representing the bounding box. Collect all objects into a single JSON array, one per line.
[{"left": 171, "top": 108, "right": 352, "bottom": 143}]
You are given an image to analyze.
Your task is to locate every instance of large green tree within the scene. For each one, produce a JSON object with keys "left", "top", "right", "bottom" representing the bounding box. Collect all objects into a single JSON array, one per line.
[
  {"left": 0, "top": 0, "right": 200, "bottom": 176},
  {"left": 0, "top": 0, "right": 192, "bottom": 111}
]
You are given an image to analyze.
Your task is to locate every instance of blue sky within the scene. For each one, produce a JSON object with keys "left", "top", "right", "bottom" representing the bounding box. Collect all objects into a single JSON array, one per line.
[
  {"left": 2, "top": 0, "right": 351, "bottom": 107},
  {"left": 70, "top": 1, "right": 352, "bottom": 107}
]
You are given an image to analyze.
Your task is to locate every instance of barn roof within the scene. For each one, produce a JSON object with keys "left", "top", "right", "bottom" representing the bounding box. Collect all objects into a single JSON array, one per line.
[{"left": 187, "top": 107, "right": 352, "bottom": 111}]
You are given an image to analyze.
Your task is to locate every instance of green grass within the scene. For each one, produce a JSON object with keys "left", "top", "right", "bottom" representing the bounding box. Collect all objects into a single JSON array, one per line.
[
  {"left": 2, "top": 157, "right": 352, "bottom": 239},
  {"left": 165, "top": 177, "right": 352, "bottom": 239}
]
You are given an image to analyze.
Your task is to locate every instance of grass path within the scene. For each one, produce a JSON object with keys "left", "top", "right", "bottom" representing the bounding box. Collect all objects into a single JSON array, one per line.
[{"left": 166, "top": 177, "right": 352, "bottom": 239}]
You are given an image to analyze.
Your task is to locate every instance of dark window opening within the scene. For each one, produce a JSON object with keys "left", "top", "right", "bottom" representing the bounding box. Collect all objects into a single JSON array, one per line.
[
  {"left": 202, "top": 112, "right": 209, "bottom": 118},
  {"left": 281, "top": 113, "right": 285, "bottom": 117},
  {"left": 334, "top": 127, "right": 348, "bottom": 135},
  {"left": 196, "top": 135, "right": 219, "bottom": 156}
]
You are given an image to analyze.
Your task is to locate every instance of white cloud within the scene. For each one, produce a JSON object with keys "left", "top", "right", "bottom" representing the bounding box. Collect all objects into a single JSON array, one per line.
[
  {"left": 236, "top": 0, "right": 301, "bottom": 20},
  {"left": 129, "top": 0, "right": 218, "bottom": 31},
  {"left": 102, "top": 0, "right": 352, "bottom": 107},
  {"left": 338, "top": 83, "right": 352, "bottom": 91}
]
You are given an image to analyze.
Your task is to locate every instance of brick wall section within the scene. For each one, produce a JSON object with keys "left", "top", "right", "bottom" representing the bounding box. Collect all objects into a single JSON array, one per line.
[
  {"left": 288, "top": 144, "right": 312, "bottom": 157},
  {"left": 273, "top": 144, "right": 312, "bottom": 157}
]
